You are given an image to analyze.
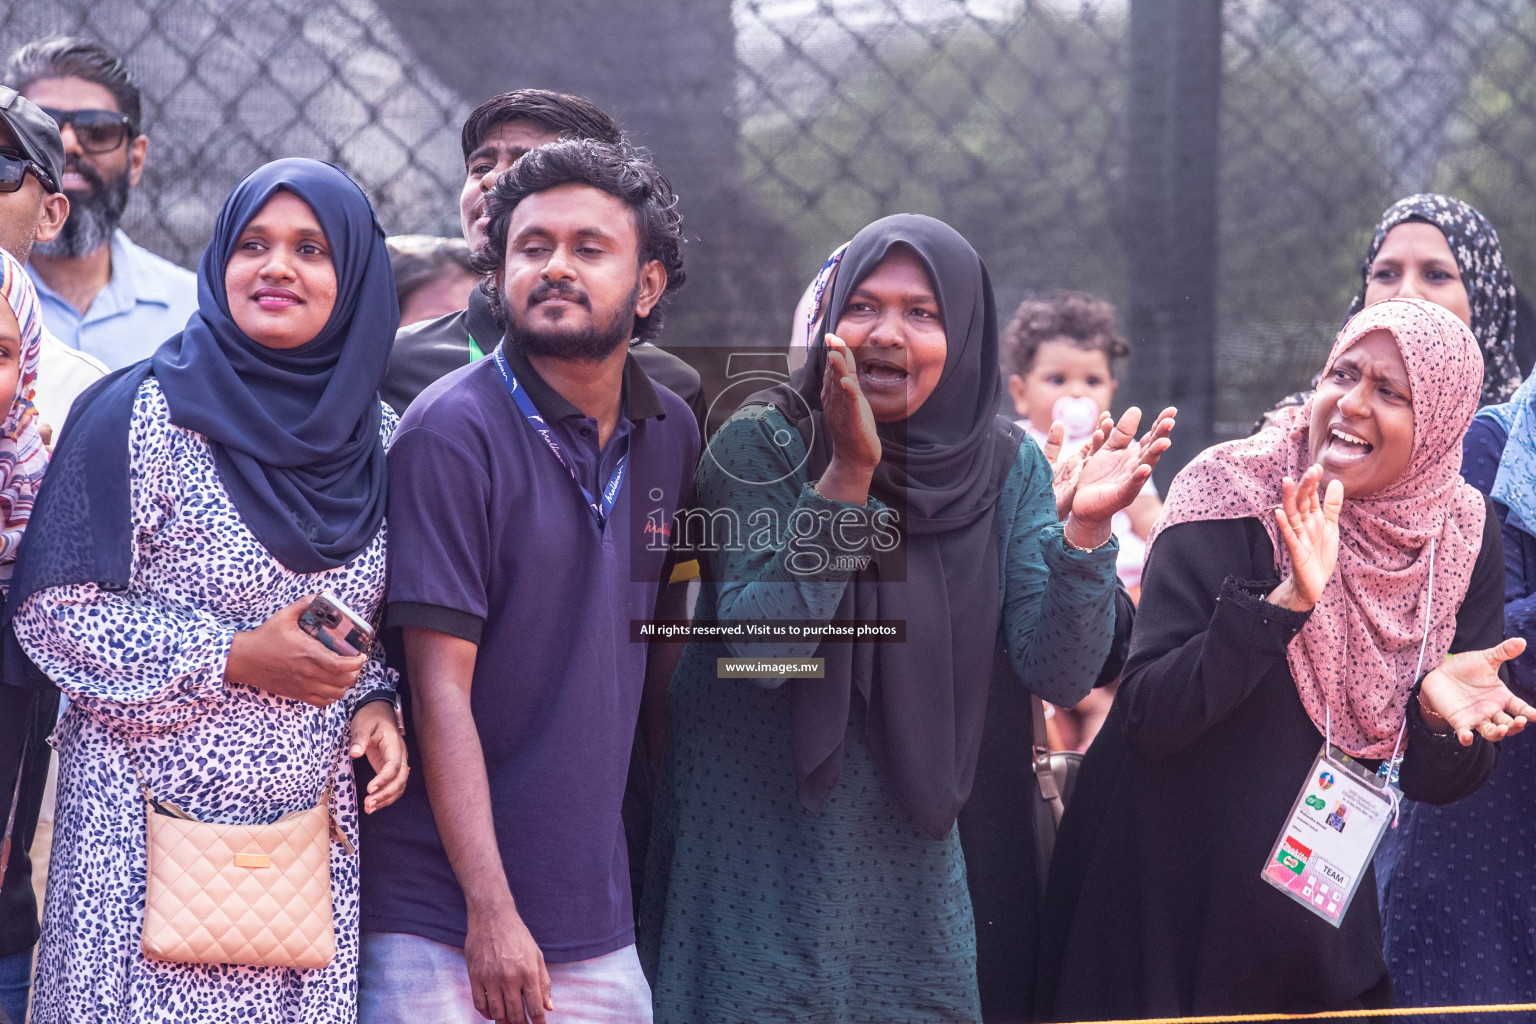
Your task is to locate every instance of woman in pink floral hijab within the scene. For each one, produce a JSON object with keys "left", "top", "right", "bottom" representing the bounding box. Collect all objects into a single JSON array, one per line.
[
  {"left": 1041, "top": 297, "right": 1534, "bottom": 1022},
  {"left": 1154, "top": 297, "right": 1523, "bottom": 755}
]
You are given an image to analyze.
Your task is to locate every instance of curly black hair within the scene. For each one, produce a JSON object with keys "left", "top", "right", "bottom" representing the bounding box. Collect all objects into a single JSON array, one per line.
[
  {"left": 1003, "top": 289, "right": 1130, "bottom": 379},
  {"left": 469, "top": 138, "right": 686, "bottom": 344}
]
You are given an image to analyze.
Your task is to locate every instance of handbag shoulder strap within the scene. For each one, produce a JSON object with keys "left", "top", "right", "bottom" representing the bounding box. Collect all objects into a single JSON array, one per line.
[
  {"left": 113, "top": 725, "right": 159, "bottom": 807},
  {"left": 1031, "top": 694, "right": 1062, "bottom": 802}
]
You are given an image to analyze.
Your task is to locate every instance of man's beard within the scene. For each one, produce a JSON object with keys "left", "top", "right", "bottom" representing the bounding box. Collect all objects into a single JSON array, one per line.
[
  {"left": 35, "top": 159, "right": 131, "bottom": 259},
  {"left": 504, "top": 280, "right": 638, "bottom": 363}
]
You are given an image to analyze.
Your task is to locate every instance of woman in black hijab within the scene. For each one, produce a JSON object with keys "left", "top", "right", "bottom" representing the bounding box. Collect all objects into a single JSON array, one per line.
[
  {"left": 1259, "top": 193, "right": 1521, "bottom": 429},
  {"left": 639, "top": 214, "right": 1173, "bottom": 1023}
]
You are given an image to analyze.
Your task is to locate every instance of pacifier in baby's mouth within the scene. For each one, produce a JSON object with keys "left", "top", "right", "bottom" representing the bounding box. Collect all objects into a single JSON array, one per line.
[{"left": 1052, "top": 395, "right": 1102, "bottom": 443}]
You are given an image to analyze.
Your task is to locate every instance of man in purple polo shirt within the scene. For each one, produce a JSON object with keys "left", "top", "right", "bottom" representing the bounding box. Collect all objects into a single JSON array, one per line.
[{"left": 358, "top": 140, "right": 698, "bottom": 1023}]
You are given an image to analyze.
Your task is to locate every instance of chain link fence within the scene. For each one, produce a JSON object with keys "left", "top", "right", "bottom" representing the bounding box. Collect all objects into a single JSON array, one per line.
[
  {"left": 0, "top": 0, "right": 466, "bottom": 258},
  {"left": 4, "top": 0, "right": 1536, "bottom": 448},
  {"left": 1217, "top": 0, "right": 1536, "bottom": 434},
  {"left": 736, "top": 0, "right": 1127, "bottom": 324}
]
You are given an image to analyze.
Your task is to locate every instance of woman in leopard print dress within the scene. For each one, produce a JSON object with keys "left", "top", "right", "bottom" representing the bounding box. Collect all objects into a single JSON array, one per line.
[{"left": 11, "top": 159, "right": 408, "bottom": 1024}]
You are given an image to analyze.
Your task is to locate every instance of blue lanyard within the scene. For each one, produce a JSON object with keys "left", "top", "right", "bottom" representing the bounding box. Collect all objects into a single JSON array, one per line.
[{"left": 493, "top": 347, "right": 627, "bottom": 527}]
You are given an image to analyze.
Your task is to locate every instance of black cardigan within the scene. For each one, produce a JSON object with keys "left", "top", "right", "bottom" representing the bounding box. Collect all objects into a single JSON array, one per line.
[
  {"left": 0, "top": 679, "right": 58, "bottom": 958},
  {"left": 1038, "top": 503, "right": 1504, "bottom": 1021},
  {"left": 960, "top": 578, "right": 1136, "bottom": 1022}
]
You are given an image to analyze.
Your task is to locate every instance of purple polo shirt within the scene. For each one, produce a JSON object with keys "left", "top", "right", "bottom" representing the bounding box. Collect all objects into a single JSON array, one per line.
[{"left": 360, "top": 341, "right": 698, "bottom": 962}]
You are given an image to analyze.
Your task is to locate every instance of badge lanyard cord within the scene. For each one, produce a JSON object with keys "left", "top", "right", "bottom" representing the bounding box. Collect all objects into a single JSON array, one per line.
[
  {"left": 1325, "top": 538, "right": 1434, "bottom": 829},
  {"left": 492, "top": 346, "right": 628, "bottom": 528}
]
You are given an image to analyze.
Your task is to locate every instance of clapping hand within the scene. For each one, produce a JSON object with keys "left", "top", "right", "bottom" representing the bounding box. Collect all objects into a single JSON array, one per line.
[
  {"left": 821, "top": 335, "right": 879, "bottom": 468},
  {"left": 1264, "top": 466, "right": 1532, "bottom": 748},
  {"left": 1041, "top": 416, "right": 1108, "bottom": 522},
  {"left": 1266, "top": 465, "right": 1344, "bottom": 613},
  {"left": 813, "top": 334, "right": 881, "bottom": 505},
  {"left": 1064, "top": 406, "right": 1177, "bottom": 547},
  {"left": 1420, "top": 639, "right": 1535, "bottom": 746}
]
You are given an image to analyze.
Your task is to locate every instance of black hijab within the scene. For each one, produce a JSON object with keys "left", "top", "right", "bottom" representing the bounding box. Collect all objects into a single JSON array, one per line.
[
  {"left": 3, "top": 159, "right": 396, "bottom": 685},
  {"left": 756, "top": 214, "right": 1022, "bottom": 839},
  {"left": 1345, "top": 193, "right": 1519, "bottom": 405}
]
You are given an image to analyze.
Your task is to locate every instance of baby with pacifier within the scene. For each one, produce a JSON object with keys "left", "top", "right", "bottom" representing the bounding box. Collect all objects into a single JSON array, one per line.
[
  {"left": 1004, "top": 290, "right": 1162, "bottom": 749},
  {"left": 1005, "top": 289, "right": 1163, "bottom": 599}
]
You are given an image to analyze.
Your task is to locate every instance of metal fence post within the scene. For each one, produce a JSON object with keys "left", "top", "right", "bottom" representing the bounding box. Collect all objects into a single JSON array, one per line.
[{"left": 1124, "top": 0, "right": 1223, "bottom": 485}]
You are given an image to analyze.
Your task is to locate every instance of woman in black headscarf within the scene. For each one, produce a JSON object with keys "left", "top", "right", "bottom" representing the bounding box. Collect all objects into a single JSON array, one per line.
[
  {"left": 1347, "top": 194, "right": 1519, "bottom": 404},
  {"left": 638, "top": 214, "right": 1173, "bottom": 1023},
  {"left": 1261, "top": 193, "right": 1521, "bottom": 428}
]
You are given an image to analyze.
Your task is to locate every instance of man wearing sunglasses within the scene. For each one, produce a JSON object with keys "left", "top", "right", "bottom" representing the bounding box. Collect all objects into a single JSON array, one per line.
[
  {"left": 4, "top": 36, "right": 196, "bottom": 371},
  {"left": 0, "top": 87, "right": 66, "bottom": 264}
]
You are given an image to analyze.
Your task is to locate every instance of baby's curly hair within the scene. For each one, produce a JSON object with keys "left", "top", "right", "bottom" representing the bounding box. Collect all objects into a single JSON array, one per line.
[{"left": 1003, "top": 290, "right": 1130, "bottom": 378}]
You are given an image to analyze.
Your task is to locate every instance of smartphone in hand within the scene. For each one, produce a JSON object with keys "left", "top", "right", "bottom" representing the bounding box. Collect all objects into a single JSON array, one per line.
[{"left": 297, "top": 590, "right": 375, "bottom": 657}]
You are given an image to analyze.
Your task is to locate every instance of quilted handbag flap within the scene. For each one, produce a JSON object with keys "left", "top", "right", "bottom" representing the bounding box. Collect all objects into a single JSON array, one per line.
[{"left": 141, "top": 801, "right": 337, "bottom": 969}]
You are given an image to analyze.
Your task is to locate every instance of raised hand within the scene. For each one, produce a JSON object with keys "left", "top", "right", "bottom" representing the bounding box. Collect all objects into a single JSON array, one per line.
[
  {"left": 1042, "top": 414, "right": 1110, "bottom": 522},
  {"left": 813, "top": 334, "right": 881, "bottom": 505},
  {"left": 1420, "top": 638, "right": 1535, "bottom": 746},
  {"left": 1267, "top": 465, "right": 1343, "bottom": 613},
  {"left": 1065, "top": 406, "right": 1177, "bottom": 546},
  {"left": 820, "top": 335, "right": 879, "bottom": 468}
]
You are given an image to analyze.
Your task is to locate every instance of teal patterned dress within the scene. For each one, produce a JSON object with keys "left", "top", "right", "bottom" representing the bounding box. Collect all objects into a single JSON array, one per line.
[{"left": 639, "top": 405, "right": 1117, "bottom": 1023}]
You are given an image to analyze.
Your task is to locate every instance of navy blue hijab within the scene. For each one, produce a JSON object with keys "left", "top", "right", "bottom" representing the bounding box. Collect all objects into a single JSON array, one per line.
[{"left": 4, "top": 159, "right": 396, "bottom": 683}]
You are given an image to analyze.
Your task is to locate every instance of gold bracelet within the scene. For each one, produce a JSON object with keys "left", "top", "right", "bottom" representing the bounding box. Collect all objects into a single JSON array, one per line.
[
  {"left": 810, "top": 480, "right": 868, "bottom": 507},
  {"left": 1416, "top": 689, "right": 1452, "bottom": 730},
  {"left": 1062, "top": 523, "right": 1114, "bottom": 553}
]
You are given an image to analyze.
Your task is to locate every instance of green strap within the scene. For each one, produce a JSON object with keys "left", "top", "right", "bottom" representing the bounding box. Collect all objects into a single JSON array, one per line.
[{"left": 467, "top": 333, "right": 486, "bottom": 362}]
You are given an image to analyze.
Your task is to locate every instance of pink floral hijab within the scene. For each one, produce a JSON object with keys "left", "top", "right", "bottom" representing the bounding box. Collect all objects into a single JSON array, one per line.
[
  {"left": 1151, "top": 298, "right": 1487, "bottom": 757},
  {"left": 0, "top": 248, "right": 48, "bottom": 588}
]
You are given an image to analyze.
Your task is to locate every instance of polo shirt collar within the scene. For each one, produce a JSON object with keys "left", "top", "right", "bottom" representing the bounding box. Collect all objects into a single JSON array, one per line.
[
  {"left": 495, "top": 338, "right": 669, "bottom": 425},
  {"left": 107, "top": 229, "right": 174, "bottom": 310},
  {"left": 622, "top": 350, "right": 667, "bottom": 421},
  {"left": 26, "top": 230, "right": 175, "bottom": 322}
]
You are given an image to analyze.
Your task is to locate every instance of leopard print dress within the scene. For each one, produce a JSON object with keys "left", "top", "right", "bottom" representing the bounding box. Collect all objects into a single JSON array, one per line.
[{"left": 14, "top": 379, "right": 396, "bottom": 1024}]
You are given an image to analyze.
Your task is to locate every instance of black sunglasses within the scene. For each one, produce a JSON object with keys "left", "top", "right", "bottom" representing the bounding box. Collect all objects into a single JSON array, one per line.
[
  {"left": 39, "top": 107, "right": 134, "bottom": 154},
  {"left": 0, "top": 148, "right": 53, "bottom": 194}
]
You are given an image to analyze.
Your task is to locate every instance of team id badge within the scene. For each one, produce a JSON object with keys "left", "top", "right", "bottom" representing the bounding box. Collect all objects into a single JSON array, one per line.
[{"left": 1261, "top": 743, "right": 1397, "bottom": 927}]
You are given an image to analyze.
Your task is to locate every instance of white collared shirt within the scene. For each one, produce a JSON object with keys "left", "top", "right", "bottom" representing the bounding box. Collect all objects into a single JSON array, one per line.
[
  {"left": 28, "top": 229, "right": 198, "bottom": 370},
  {"left": 35, "top": 330, "right": 109, "bottom": 436}
]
